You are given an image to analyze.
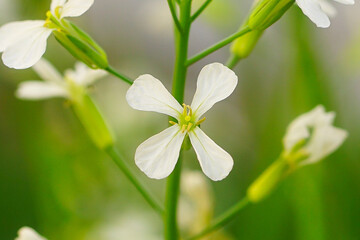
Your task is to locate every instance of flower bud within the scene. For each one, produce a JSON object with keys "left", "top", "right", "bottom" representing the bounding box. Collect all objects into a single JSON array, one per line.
[
  {"left": 53, "top": 21, "right": 108, "bottom": 70},
  {"left": 231, "top": 29, "right": 263, "bottom": 59},
  {"left": 71, "top": 93, "right": 114, "bottom": 149},
  {"left": 248, "top": 0, "right": 294, "bottom": 30}
]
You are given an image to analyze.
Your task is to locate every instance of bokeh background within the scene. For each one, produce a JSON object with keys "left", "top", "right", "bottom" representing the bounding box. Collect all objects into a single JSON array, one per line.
[{"left": 0, "top": 0, "right": 359, "bottom": 239}]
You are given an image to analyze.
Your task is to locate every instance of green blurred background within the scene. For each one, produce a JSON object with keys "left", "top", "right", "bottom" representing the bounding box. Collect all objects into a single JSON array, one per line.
[{"left": 0, "top": 0, "right": 359, "bottom": 239}]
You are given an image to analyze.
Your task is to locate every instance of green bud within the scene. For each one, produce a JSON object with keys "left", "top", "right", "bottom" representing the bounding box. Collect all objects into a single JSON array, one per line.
[
  {"left": 231, "top": 29, "right": 264, "bottom": 59},
  {"left": 71, "top": 93, "right": 114, "bottom": 150},
  {"left": 247, "top": 158, "right": 291, "bottom": 202},
  {"left": 53, "top": 21, "right": 108, "bottom": 69},
  {"left": 248, "top": 0, "right": 294, "bottom": 30}
]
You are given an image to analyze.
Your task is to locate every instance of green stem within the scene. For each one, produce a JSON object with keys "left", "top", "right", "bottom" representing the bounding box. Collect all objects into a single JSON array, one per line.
[
  {"left": 187, "top": 197, "right": 250, "bottom": 240},
  {"left": 191, "top": 0, "right": 213, "bottom": 22},
  {"left": 167, "top": 0, "right": 182, "bottom": 32},
  {"left": 226, "top": 55, "right": 241, "bottom": 69},
  {"left": 105, "top": 66, "right": 133, "bottom": 85},
  {"left": 105, "top": 145, "right": 164, "bottom": 215},
  {"left": 164, "top": 1, "right": 192, "bottom": 240},
  {"left": 186, "top": 26, "right": 251, "bottom": 66}
]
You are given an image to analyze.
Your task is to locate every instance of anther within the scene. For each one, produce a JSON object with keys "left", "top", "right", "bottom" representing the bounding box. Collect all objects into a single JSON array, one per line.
[
  {"left": 182, "top": 103, "right": 187, "bottom": 115},
  {"left": 181, "top": 124, "right": 187, "bottom": 133},
  {"left": 169, "top": 121, "right": 177, "bottom": 125},
  {"left": 195, "top": 117, "right": 206, "bottom": 126},
  {"left": 186, "top": 123, "right": 193, "bottom": 132}
]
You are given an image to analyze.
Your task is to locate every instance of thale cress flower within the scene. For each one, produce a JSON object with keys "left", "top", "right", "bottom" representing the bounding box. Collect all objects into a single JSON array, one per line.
[
  {"left": 15, "top": 227, "right": 46, "bottom": 240},
  {"left": 16, "top": 58, "right": 113, "bottom": 149},
  {"left": 126, "top": 63, "right": 238, "bottom": 181},
  {"left": 0, "top": 0, "right": 107, "bottom": 70},
  {"left": 247, "top": 105, "right": 348, "bottom": 202}
]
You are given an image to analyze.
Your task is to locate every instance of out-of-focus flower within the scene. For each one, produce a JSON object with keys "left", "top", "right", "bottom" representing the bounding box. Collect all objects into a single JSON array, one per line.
[
  {"left": 16, "top": 58, "right": 105, "bottom": 101},
  {"left": 247, "top": 105, "right": 348, "bottom": 202},
  {"left": 126, "top": 63, "right": 237, "bottom": 181},
  {"left": 296, "top": 0, "right": 354, "bottom": 28},
  {"left": 15, "top": 227, "right": 47, "bottom": 240},
  {"left": 0, "top": 0, "right": 101, "bottom": 69},
  {"left": 16, "top": 58, "right": 112, "bottom": 149}
]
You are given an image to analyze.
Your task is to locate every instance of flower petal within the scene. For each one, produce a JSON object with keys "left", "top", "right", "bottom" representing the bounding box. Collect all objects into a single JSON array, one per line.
[
  {"left": 51, "top": 0, "right": 66, "bottom": 12},
  {"left": 296, "top": 0, "right": 331, "bottom": 28},
  {"left": 304, "top": 126, "right": 348, "bottom": 164},
  {"left": 61, "top": 0, "right": 94, "bottom": 18},
  {"left": 126, "top": 74, "right": 183, "bottom": 119},
  {"left": 318, "top": 0, "right": 337, "bottom": 17},
  {"left": 16, "top": 81, "right": 68, "bottom": 100},
  {"left": 16, "top": 227, "right": 47, "bottom": 240},
  {"left": 189, "top": 127, "right": 234, "bottom": 181},
  {"left": 135, "top": 125, "right": 186, "bottom": 179},
  {"left": 33, "top": 58, "right": 64, "bottom": 84},
  {"left": 0, "top": 20, "right": 46, "bottom": 52},
  {"left": 333, "top": 0, "right": 354, "bottom": 5},
  {"left": 1, "top": 24, "right": 52, "bottom": 69},
  {"left": 190, "top": 63, "right": 238, "bottom": 120},
  {"left": 65, "top": 62, "right": 106, "bottom": 86}
]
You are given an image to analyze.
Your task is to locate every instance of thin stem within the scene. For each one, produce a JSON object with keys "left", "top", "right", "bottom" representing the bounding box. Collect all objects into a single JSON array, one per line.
[
  {"left": 168, "top": 0, "right": 183, "bottom": 32},
  {"left": 186, "top": 26, "right": 251, "bottom": 66},
  {"left": 105, "top": 66, "right": 133, "bottom": 85},
  {"left": 191, "top": 0, "right": 213, "bottom": 22},
  {"left": 226, "top": 55, "right": 241, "bottom": 69},
  {"left": 164, "top": 1, "right": 192, "bottom": 240},
  {"left": 105, "top": 145, "right": 164, "bottom": 215},
  {"left": 187, "top": 197, "right": 250, "bottom": 240}
]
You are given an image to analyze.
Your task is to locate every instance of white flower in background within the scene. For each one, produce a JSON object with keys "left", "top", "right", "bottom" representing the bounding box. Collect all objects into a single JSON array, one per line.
[
  {"left": 16, "top": 58, "right": 106, "bottom": 101},
  {"left": 296, "top": 0, "right": 354, "bottom": 28},
  {"left": 126, "top": 63, "right": 237, "bottom": 181},
  {"left": 283, "top": 105, "right": 348, "bottom": 165},
  {"left": 0, "top": 0, "right": 94, "bottom": 69},
  {"left": 15, "top": 227, "right": 47, "bottom": 240}
]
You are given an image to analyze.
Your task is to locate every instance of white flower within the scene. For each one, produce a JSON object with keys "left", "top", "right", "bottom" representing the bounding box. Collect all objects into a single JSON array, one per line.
[
  {"left": 16, "top": 58, "right": 106, "bottom": 101},
  {"left": 15, "top": 227, "right": 47, "bottom": 240},
  {"left": 0, "top": 0, "right": 94, "bottom": 69},
  {"left": 126, "top": 63, "right": 237, "bottom": 181},
  {"left": 296, "top": 0, "right": 354, "bottom": 28},
  {"left": 283, "top": 105, "right": 348, "bottom": 165}
]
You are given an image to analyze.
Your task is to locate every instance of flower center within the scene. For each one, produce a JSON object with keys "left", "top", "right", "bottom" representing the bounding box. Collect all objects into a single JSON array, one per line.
[
  {"left": 44, "top": 8, "right": 63, "bottom": 29},
  {"left": 170, "top": 104, "right": 206, "bottom": 133}
]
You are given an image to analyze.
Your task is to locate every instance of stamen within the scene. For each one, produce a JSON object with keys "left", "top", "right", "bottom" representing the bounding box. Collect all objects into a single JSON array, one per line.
[
  {"left": 55, "top": 6, "right": 63, "bottom": 19},
  {"left": 186, "top": 123, "right": 193, "bottom": 132},
  {"left": 169, "top": 121, "right": 177, "bottom": 125},
  {"left": 182, "top": 103, "right": 187, "bottom": 116},
  {"left": 188, "top": 105, "right": 192, "bottom": 116},
  {"left": 181, "top": 124, "right": 187, "bottom": 133},
  {"left": 195, "top": 117, "right": 206, "bottom": 125}
]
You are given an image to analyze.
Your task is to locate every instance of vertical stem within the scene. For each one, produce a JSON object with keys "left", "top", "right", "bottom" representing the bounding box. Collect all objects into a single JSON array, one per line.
[{"left": 164, "top": 1, "right": 192, "bottom": 240}]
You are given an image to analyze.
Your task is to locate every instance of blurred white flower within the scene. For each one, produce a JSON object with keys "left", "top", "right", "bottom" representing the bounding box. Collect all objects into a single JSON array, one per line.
[
  {"left": 283, "top": 105, "right": 348, "bottom": 165},
  {"left": 126, "top": 63, "right": 237, "bottom": 181},
  {"left": 16, "top": 58, "right": 106, "bottom": 101},
  {"left": 15, "top": 227, "right": 46, "bottom": 240},
  {"left": 0, "top": 0, "right": 94, "bottom": 69},
  {"left": 296, "top": 0, "right": 354, "bottom": 28}
]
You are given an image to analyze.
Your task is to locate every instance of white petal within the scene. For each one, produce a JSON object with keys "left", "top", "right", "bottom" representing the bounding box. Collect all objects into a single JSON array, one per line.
[
  {"left": 296, "top": 0, "right": 331, "bottom": 28},
  {"left": 2, "top": 25, "right": 52, "bottom": 69},
  {"left": 126, "top": 74, "right": 183, "bottom": 119},
  {"left": 189, "top": 127, "right": 234, "bottom": 181},
  {"left": 16, "top": 227, "right": 47, "bottom": 240},
  {"left": 51, "top": 0, "right": 66, "bottom": 13},
  {"left": 304, "top": 126, "right": 348, "bottom": 164},
  {"left": 65, "top": 62, "right": 106, "bottom": 86},
  {"left": 283, "top": 105, "right": 334, "bottom": 151},
  {"left": 333, "top": 0, "right": 354, "bottom": 5},
  {"left": 190, "top": 63, "right": 238, "bottom": 120},
  {"left": 33, "top": 58, "right": 64, "bottom": 84},
  {"left": 16, "top": 81, "right": 68, "bottom": 100},
  {"left": 318, "top": 0, "right": 337, "bottom": 17},
  {"left": 135, "top": 125, "right": 186, "bottom": 179},
  {"left": 61, "top": 0, "right": 94, "bottom": 18},
  {"left": 0, "top": 20, "right": 46, "bottom": 52}
]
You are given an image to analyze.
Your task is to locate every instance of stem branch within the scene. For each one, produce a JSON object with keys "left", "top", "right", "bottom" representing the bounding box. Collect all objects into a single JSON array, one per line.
[
  {"left": 191, "top": 0, "right": 213, "bottom": 22},
  {"left": 168, "top": 0, "right": 183, "bottom": 32},
  {"left": 105, "top": 66, "right": 133, "bottom": 85}
]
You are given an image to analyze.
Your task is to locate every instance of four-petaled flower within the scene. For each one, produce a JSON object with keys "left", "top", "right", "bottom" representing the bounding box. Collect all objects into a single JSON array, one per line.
[
  {"left": 296, "top": 0, "right": 354, "bottom": 28},
  {"left": 15, "top": 227, "right": 47, "bottom": 240},
  {"left": 0, "top": 0, "right": 94, "bottom": 69},
  {"left": 16, "top": 58, "right": 106, "bottom": 101},
  {"left": 283, "top": 105, "right": 348, "bottom": 165},
  {"left": 126, "top": 63, "right": 237, "bottom": 181}
]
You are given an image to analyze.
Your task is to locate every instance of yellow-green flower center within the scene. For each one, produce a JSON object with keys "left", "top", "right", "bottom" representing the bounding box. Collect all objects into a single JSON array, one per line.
[{"left": 170, "top": 104, "right": 206, "bottom": 133}]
